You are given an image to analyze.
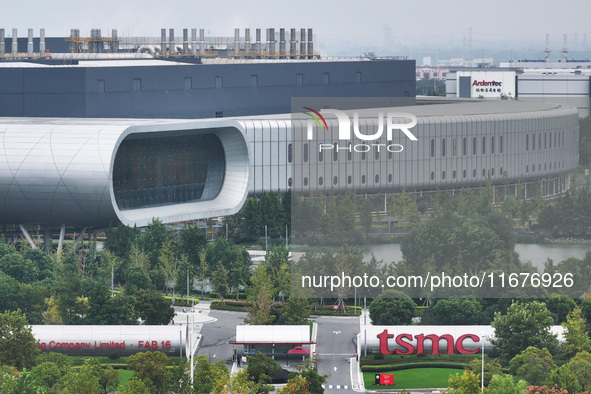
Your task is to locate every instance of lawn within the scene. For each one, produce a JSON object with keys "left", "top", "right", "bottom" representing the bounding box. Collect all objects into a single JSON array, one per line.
[
  {"left": 363, "top": 368, "right": 459, "bottom": 390},
  {"left": 116, "top": 370, "right": 136, "bottom": 391}
]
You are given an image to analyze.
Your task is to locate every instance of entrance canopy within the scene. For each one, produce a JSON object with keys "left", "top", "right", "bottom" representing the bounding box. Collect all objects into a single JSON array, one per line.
[{"left": 230, "top": 325, "right": 314, "bottom": 346}]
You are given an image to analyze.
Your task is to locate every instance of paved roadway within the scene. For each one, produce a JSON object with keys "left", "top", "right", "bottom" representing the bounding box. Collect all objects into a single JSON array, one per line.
[
  {"left": 182, "top": 302, "right": 364, "bottom": 392},
  {"left": 314, "top": 315, "right": 360, "bottom": 392}
]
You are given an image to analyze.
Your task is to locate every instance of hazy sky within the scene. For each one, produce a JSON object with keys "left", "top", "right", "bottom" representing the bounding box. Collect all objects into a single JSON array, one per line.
[{"left": 4, "top": 0, "right": 591, "bottom": 57}]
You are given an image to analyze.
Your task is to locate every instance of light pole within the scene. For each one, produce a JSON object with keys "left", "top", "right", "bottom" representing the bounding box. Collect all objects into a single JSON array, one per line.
[{"left": 481, "top": 332, "right": 485, "bottom": 393}]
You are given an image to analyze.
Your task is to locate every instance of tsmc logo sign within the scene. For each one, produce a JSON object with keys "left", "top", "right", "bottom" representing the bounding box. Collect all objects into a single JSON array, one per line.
[
  {"left": 472, "top": 80, "right": 502, "bottom": 87},
  {"left": 303, "top": 108, "right": 418, "bottom": 153},
  {"left": 377, "top": 330, "right": 481, "bottom": 355}
]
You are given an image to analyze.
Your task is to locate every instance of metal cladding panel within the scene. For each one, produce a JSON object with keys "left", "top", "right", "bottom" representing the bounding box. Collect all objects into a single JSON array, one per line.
[
  {"left": 32, "top": 325, "right": 185, "bottom": 356},
  {"left": 0, "top": 122, "right": 124, "bottom": 226}
]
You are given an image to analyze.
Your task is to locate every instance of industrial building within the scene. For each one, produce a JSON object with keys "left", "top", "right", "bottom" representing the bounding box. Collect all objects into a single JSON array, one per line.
[{"left": 0, "top": 27, "right": 580, "bottom": 246}]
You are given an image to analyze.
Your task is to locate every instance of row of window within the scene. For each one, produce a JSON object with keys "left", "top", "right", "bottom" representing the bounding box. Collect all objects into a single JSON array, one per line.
[
  {"left": 298, "top": 159, "right": 569, "bottom": 187},
  {"left": 98, "top": 71, "right": 364, "bottom": 93},
  {"left": 525, "top": 130, "right": 565, "bottom": 151},
  {"left": 302, "top": 173, "right": 395, "bottom": 187},
  {"left": 289, "top": 143, "right": 398, "bottom": 164},
  {"left": 430, "top": 135, "right": 505, "bottom": 158}
]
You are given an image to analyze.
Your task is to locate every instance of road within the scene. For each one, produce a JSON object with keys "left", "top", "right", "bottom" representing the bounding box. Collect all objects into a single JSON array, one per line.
[
  {"left": 314, "top": 315, "right": 360, "bottom": 392},
  {"left": 186, "top": 303, "right": 364, "bottom": 392}
]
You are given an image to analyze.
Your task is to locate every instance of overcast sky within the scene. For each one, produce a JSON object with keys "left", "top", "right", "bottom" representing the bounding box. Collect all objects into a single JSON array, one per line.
[{"left": 4, "top": 0, "right": 591, "bottom": 57}]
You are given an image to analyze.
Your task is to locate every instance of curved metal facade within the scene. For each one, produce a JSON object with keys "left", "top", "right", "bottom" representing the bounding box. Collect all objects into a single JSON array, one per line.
[
  {"left": 0, "top": 101, "right": 580, "bottom": 228},
  {"left": 32, "top": 325, "right": 185, "bottom": 356}
]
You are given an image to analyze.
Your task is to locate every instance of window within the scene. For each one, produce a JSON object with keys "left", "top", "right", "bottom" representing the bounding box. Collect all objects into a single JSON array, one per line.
[
  {"left": 215, "top": 76, "right": 223, "bottom": 88},
  {"left": 441, "top": 138, "right": 446, "bottom": 157},
  {"left": 288, "top": 143, "right": 293, "bottom": 163},
  {"left": 430, "top": 139, "right": 435, "bottom": 157},
  {"left": 482, "top": 168, "right": 486, "bottom": 177},
  {"left": 526, "top": 165, "right": 529, "bottom": 173},
  {"left": 296, "top": 73, "right": 303, "bottom": 85},
  {"left": 526, "top": 134, "right": 529, "bottom": 151},
  {"left": 442, "top": 171, "right": 446, "bottom": 180},
  {"left": 375, "top": 150, "right": 379, "bottom": 160},
  {"left": 288, "top": 177, "right": 292, "bottom": 187},
  {"left": 184, "top": 77, "right": 192, "bottom": 90},
  {"left": 361, "top": 151, "right": 366, "bottom": 161},
  {"left": 98, "top": 79, "right": 105, "bottom": 93},
  {"left": 491, "top": 136, "right": 495, "bottom": 154},
  {"left": 304, "top": 177, "right": 308, "bottom": 186},
  {"left": 318, "top": 176, "right": 323, "bottom": 185},
  {"left": 453, "top": 170, "right": 456, "bottom": 179},
  {"left": 544, "top": 133, "right": 547, "bottom": 149},
  {"left": 463, "top": 169, "right": 466, "bottom": 178},
  {"left": 303, "top": 143, "right": 309, "bottom": 163},
  {"left": 333, "top": 176, "right": 338, "bottom": 185},
  {"left": 500, "top": 136, "right": 503, "bottom": 153},
  {"left": 319, "top": 151, "right": 323, "bottom": 162},
  {"left": 361, "top": 175, "right": 366, "bottom": 184},
  {"left": 532, "top": 133, "right": 535, "bottom": 151},
  {"left": 539, "top": 133, "right": 542, "bottom": 150},
  {"left": 452, "top": 138, "right": 457, "bottom": 156},
  {"left": 375, "top": 175, "right": 379, "bottom": 183},
  {"left": 472, "top": 137, "right": 477, "bottom": 155},
  {"left": 473, "top": 169, "right": 476, "bottom": 178},
  {"left": 491, "top": 168, "right": 495, "bottom": 176},
  {"left": 250, "top": 75, "right": 258, "bottom": 87},
  {"left": 333, "top": 142, "right": 338, "bottom": 161},
  {"left": 347, "top": 175, "right": 352, "bottom": 184},
  {"left": 482, "top": 136, "right": 486, "bottom": 154},
  {"left": 462, "top": 137, "right": 467, "bottom": 156},
  {"left": 431, "top": 172, "right": 435, "bottom": 180},
  {"left": 388, "top": 174, "right": 392, "bottom": 182},
  {"left": 133, "top": 78, "right": 142, "bottom": 91},
  {"left": 347, "top": 142, "right": 352, "bottom": 161},
  {"left": 215, "top": 111, "right": 223, "bottom": 117}
]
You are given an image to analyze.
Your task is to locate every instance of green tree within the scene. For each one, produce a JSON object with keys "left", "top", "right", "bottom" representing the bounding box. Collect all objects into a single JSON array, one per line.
[
  {"left": 509, "top": 346, "right": 556, "bottom": 386},
  {"left": 562, "top": 305, "right": 591, "bottom": 356},
  {"left": 119, "top": 376, "right": 151, "bottom": 394},
  {"left": 301, "top": 367, "right": 327, "bottom": 394},
  {"left": 486, "top": 373, "right": 528, "bottom": 394},
  {"left": 0, "top": 253, "right": 39, "bottom": 284},
  {"left": 126, "top": 351, "right": 169, "bottom": 393},
  {"left": 246, "top": 352, "right": 282, "bottom": 386},
  {"left": 548, "top": 365, "right": 581, "bottom": 393},
  {"left": 57, "top": 368, "right": 101, "bottom": 393},
  {"left": 491, "top": 301, "right": 558, "bottom": 363},
  {"left": 30, "top": 362, "right": 63, "bottom": 390},
  {"left": 563, "top": 350, "right": 591, "bottom": 392},
  {"left": 469, "top": 359, "right": 501, "bottom": 387},
  {"left": 104, "top": 224, "right": 141, "bottom": 259},
  {"left": 0, "top": 371, "right": 48, "bottom": 394},
  {"left": 0, "top": 310, "right": 39, "bottom": 370},
  {"left": 245, "top": 265, "right": 275, "bottom": 325},
  {"left": 213, "top": 367, "right": 257, "bottom": 394},
  {"left": 545, "top": 296, "right": 577, "bottom": 324},
  {"left": 210, "top": 262, "right": 229, "bottom": 301},
  {"left": 422, "top": 298, "right": 485, "bottom": 325},
  {"left": 278, "top": 375, "right": 310, "bottom": 393},
  {"left": 280, "top": 298, "right": 311, "bottom": 325},
  {"left": 368, "top": 290, "right": 416, "bottom": 325},
  {"left": 448, "top": 369, "right": 481, "bottom": 394},
  {"left": 133, "top": 289, "right": 175, "bottom": 325},
  {"left": 124, "top": 265, "right": 155, "bottom": 296},
  {"left": 190, "top": 356, "right": 229, "bottom": 394},
  {"left": 0, "top": 272, "right": 22, "bottom": 313}
]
